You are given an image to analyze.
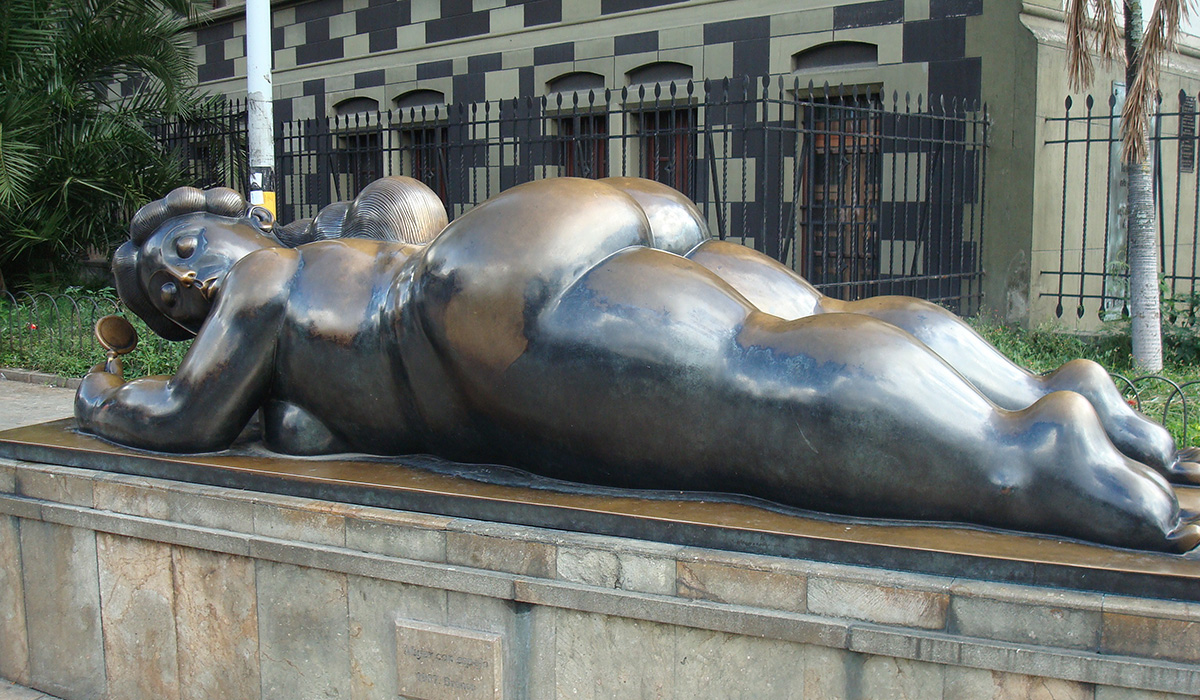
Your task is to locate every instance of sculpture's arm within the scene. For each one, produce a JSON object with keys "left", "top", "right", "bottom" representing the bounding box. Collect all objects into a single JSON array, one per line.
[{"left": 75, "top": 248, "right": 301, "bottom": 452}]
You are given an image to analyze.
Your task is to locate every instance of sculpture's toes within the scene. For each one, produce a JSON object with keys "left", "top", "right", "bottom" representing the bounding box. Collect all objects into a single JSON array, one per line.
[
  {"left": 1177, "top": 446, "right": 1200, "bottom": 463},
  {"left": 1169, "top": 520, "right": 1200, "bottom": 555},
  {"left": 1165, "top": 448, "right": 1200, "bottom": 485}
]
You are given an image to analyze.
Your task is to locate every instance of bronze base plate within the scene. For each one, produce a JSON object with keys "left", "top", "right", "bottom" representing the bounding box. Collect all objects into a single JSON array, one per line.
[{"left": 2, "top": 419, "right": 1199, "bottom": 601}]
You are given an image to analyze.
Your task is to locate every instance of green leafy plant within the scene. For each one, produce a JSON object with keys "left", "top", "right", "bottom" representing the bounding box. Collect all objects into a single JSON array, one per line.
[
  {"left": 1, "top": 289, "right": 190, "bottom": 380},
  {"left": 0, "top": 0, "right": 212, "bottom": 289}
]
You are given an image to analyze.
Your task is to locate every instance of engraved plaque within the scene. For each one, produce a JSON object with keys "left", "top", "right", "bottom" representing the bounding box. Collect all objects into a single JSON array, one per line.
[{"left": 396, "top": 619, "right": 503, "bottom": 700}]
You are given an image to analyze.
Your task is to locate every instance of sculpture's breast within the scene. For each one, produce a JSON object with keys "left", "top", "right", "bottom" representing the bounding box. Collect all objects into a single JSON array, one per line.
[
  {"left": 412, "top": 178, "right": 654, "bottom": 379},
  {"left": 271, "top": 239, "right": 423, "bottom": 453}
]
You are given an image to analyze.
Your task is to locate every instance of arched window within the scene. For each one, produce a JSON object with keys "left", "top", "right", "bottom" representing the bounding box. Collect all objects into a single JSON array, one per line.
[
  {"left": 330, "top": 97, "right": 382, "bottom": 200},
  {"left": 333, "top": 96, "right": 380, "bottom": 115},
  {"left": 792, "top": 42, "right": 878, "bottom": 72},
  {"left": 393, "top": 89, "right": 446, "bottom": 112},
  {"left": 547, "top": 72, "right": 604, "bottom": 95},
  {"left": 626, "top": 62, "right": 696, "bottom": 197},
  {"left": 790, "top": 44, "right": 884, "bottom": 299},
  {"left": 547, "top": 72, "right": 608, "bottom": 178},
  {"left": 626, "top": 61, "right": 692, "bottom": 87},
  {"left": 392, "top": 90, "right": 449, "bottom": 200}
]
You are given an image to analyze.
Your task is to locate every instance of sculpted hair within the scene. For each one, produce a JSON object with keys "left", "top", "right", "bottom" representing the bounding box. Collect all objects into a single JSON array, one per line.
[
  {"left": 116, "top": 186, "right": 254, "bottom": 341},
  {"left": 274, "top": 176, "right": 448, "bottom": 247},
  {"left": 116, "top": 178, "right": 448, "bottom": 340},
  {"left": 129, "top": 186, "right": 249, "bottom": 245}
]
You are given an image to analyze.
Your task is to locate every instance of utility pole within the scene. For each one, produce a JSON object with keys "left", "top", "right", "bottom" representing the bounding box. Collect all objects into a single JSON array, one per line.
[{"left": 245, "top": 0, "right": 275, "bottom": 216}]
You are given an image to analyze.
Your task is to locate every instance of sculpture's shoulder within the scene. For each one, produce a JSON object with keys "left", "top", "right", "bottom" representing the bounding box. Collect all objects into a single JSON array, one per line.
[{"left": 220, "top": 246, "right": 302, "bottom": 307}]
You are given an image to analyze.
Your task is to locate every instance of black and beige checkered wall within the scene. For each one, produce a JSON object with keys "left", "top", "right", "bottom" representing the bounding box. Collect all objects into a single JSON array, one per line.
[{"left": 192, "top": 0, "right": 983, "bottom": 121}]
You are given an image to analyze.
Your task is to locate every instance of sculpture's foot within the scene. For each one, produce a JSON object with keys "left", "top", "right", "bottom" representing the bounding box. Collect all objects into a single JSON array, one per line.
[
  {"left": 1166, "top": 447, "right": 1200, "bottom": 485},
  {"left": 1167, "top": 519, "right": 1200, "bottom": 553}
]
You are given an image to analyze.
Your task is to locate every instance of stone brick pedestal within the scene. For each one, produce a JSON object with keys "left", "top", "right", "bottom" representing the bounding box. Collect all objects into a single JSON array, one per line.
[{"left": 0, "top": 457, "right": 1197, "bottom": 700}]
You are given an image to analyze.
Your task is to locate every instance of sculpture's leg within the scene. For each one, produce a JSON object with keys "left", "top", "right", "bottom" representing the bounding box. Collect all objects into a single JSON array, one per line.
[
  {"left": 686, "top": 241, "right": 1198, "bottom": 484},
  {"left": 519, "top": 247, "right": 1196, "bottom": 551},
  {"left": 842, "top": 299, "right": 1197, "bottom": 484}
]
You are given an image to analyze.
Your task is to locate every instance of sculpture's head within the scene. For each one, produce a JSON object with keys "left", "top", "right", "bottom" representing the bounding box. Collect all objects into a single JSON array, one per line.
[{"left": 114, "top": 187, "right": 279, "bottom": 340}]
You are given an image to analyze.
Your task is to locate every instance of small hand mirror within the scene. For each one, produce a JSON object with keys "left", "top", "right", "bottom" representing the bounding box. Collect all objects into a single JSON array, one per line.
[{"left": 95, "top": 315, "right": 138, "bottom": 355}]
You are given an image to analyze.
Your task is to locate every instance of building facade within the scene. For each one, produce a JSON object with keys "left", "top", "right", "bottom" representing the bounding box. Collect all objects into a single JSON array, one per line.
[{"left": 182, "top": 0, "right": 1200, "bottom": 325}]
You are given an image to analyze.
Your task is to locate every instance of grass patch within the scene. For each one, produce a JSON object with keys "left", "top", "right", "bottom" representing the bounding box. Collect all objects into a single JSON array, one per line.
[
  {"left": 1, "top": 289, "right": 190, "bottom": 380},
  {"left": 968, "top": 314, "right": 1200, "bottom": 446}
]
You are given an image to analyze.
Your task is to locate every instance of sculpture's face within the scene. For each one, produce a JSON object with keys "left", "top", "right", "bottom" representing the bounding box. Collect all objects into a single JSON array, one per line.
[{"left": 139, "top": 212, "right": 276, "bottom": 332}]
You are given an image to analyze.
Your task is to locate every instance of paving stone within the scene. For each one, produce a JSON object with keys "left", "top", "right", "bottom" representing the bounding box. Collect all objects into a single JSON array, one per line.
[
  {"left": 808, "top": 576, "right": 948, "bottom": 629},
  {"left": 0, "top": 462, "right": 16, "bottom": 494},
  {"left": 254, "top": 501, "right": 346, "bottom": 546},
  {"left": 173, "top": 547, "right": 260, "bottom": 700},
  {"left": 257, "top": 560, "right": 350, "bottom": 700},
  {"left": 948, "top": 595, "right": 1101, "bottom": 649},
  {"left": 20, "top": 521, "right": 105, "bottom": 700},
  {"left": 92, "top": 476, "right": 170, "bottom": 519},
  {"left": 557, "top": 546, "right": 620, "bottom": 587},
  {"left": 526, "top": 603, "right": 557, "bottom": 700},
  {"left": 1101, "top": 611, "right": 1200, "bottom": 663},
  {"left": 944, "top": 667, "right": 1094, "bottom": 700},
  {"left": 1094, "top": 686, "right": 1195, "bottom": 700},
  {"left": 0, "top": 381, "right": 75, "bottom": 431},
  {"left": 803, "top": 643, "right": 851, "bottom": 700},
  {"left": 167, "top": 488, "right": 255, "bottom": 533},
  {"left": 672, "top": 626, "right": 805, "bottom": 698},
  {"left": 553, "top": 608, "right": 675, "bottom": 697},
  {"left": 614, "top": 552, "right": 674, "bottom": 595},
  {"left": 345, "top": 517, "right": 446, "bottom": 562},
  {"left": 97, "top": 534, "right": 180, "bottom": 700},
  {"left": 0, "top": 515, "right": 29, "bottom": 685},
  {"left": 677, "top": 559, "right": 805, "bottom": 613},
  {"left": 0, "top": 678, "right": 60, "bottom": 699},
  {"left": 17, "top": 467, "right": 92, "bottom": 508},
  {"left": 860, "top": 655, "right": 944, "bottom": 700},
  {"left": 347, "top": 575, "right": 447, "bottom": 700},
  {"left": 446, "top": 591, "right": 523, "bottom": 698},
  {"left": 446, "top": 531, "right": 555, "bottom": 578}
]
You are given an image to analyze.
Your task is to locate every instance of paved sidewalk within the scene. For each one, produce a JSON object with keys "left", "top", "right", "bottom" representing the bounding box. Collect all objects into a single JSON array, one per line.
[
  {"left": 0, "top": 680, "right": 59, "bottom": 700},
  {"left": 0, "top": 375, "right": 76, "bottom": 431},
  {"left": 0, "top": 377, "right": 71, "bottom": 700}
]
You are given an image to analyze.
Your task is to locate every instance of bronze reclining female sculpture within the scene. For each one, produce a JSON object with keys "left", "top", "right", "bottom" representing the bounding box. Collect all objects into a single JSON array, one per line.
[{"left": 75, "top": 176, "right": 1200, "bottom": 552}]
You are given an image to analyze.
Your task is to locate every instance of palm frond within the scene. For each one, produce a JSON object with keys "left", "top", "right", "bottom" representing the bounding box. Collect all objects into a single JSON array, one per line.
[
  {"left": 1123, "top": 0, "right": 1194, "bottom": 162},
  {"left": 1067, "top": 0, "right": 1124, "bottom": 90}
]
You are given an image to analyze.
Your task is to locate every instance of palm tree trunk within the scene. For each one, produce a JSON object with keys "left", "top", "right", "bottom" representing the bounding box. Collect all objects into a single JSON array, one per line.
[{"left": 1125, "top": 0, "right": 1163, "bottom": 371}]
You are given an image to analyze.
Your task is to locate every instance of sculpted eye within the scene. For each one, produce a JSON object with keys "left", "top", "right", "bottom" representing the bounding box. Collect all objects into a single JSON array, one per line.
[
  {"left": 160, "top": 281, "right": 178, "bottom": 307},
  {"left": 175, "top": 234, "right": 199, "bottom": 259}
]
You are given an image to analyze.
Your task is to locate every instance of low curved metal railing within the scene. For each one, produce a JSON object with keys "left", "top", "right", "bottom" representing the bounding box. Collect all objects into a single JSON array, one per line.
[
  {"left": 1, "top": 290, "right": 121, "bottom": 359},
  {"left": 1, "top": 290, "right": 187, "bottom": 379},
  {"left": 1111, "top": 373, "right": 1200, "bottom": 447}
]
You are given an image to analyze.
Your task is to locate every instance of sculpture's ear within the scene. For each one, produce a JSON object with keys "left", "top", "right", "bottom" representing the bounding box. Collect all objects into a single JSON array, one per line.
[{"left": 112, "top": 241, "right": 195, "bottom": 342}]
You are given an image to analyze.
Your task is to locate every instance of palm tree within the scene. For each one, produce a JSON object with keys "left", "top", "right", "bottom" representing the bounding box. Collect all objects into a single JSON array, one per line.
[
  {"left": 0, "top": 0, "right": 208, "bottom": 290},
  {"left": 1067, "top": 0, "right": 1194, "bottom": 371}
]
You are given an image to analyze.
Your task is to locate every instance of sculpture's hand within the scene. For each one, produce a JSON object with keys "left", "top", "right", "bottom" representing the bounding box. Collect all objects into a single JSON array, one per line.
[
  {"left": 74, "top": 364, "right": 125, "bottom": 432},
  {"left": 73, "top": 248, "right": 300, "bottom": 452}
]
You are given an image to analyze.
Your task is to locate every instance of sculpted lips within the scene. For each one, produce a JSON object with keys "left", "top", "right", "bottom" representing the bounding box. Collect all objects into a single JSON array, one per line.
[{"left": 176, "top": 269, "right": 222, "bottom": 301}]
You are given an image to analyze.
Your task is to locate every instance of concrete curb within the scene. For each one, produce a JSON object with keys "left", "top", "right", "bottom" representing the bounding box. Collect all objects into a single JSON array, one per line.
[{"left": 0, "top": 370, "right": 80, "bottom": 391}]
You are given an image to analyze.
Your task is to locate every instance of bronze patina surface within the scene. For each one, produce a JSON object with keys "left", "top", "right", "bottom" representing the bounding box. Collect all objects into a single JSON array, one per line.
[
  {"left": 2, "top": 419, "right": 1199, "bottom": 601},
  {"left": 69, "top": 177, "right": 1200, "bottom": 552}
]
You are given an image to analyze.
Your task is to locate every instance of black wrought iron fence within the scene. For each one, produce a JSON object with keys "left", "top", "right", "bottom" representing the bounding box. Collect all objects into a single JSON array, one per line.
[
  {"left": 156, "top": 78, "right": 989, "bottom": 313},
  {"left": 1043, "top": 90, "right": 1200, "bottom": 321},
  {"left": 152, "top": 100, "right": 250, "bottom": 193},
  {"left": 0, "top": 291, "right": 191, "bottom": 379}
]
